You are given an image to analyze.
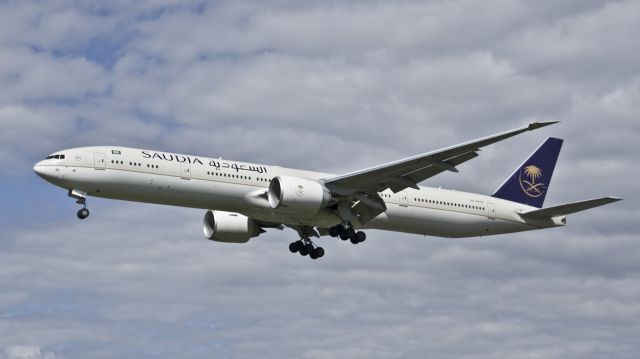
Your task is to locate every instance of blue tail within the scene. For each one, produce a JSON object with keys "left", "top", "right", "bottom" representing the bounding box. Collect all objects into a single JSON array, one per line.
[{"left": 492, "top": 137, "right": 563, "bottom": 208}]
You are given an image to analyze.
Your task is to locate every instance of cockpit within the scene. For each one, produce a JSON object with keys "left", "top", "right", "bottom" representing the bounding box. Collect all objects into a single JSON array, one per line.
[{"left": 45, "top": 154, "right": 66, "bottom": 159}]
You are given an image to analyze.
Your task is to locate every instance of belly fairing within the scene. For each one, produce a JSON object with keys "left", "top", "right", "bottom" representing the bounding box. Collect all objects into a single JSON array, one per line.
[{"left": 363, "top": 204, "right": 531, "bottom": 238}]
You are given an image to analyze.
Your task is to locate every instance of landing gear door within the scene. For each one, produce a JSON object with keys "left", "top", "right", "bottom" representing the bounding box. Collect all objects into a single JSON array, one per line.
[
  {"left": 94, "top": 152, "right": 106, "bottom": 170},
  {"left": 180, "top": 162, "right": 191, "bottom": 179},
  {"left": 487, "top": 202, "right": 496, "bottom": 220}
]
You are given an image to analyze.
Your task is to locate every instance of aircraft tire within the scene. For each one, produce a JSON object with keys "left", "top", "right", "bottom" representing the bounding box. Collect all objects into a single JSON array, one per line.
[
  {"left": 345, "top": 227, "right": 356, "bottom": 239},
  {"left": 304, "top": 243, "right": 314, "bottom": 254},
  {"left": 77, "top": 208, "right": 89, "bottom": 219}
]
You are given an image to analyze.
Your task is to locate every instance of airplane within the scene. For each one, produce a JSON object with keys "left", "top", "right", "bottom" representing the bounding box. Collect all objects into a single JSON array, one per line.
[{"left": 33, "top": 121, "right": 621, "bottom": 259}]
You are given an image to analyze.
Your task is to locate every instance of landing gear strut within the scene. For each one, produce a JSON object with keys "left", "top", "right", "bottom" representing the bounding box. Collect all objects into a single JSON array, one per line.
[{"left": 329, "top": 223, "right": 366, "bottom": 244}]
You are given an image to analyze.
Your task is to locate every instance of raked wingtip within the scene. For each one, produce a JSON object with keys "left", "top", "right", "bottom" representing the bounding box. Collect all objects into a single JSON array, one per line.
[{"left": 528, "top": 120, "right": 560, "bottom": 130}]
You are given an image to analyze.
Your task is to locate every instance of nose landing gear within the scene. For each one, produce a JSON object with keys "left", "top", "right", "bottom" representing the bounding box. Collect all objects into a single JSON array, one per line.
[{"left": 68, "top": 189, "right": 90, "bottom": 220}]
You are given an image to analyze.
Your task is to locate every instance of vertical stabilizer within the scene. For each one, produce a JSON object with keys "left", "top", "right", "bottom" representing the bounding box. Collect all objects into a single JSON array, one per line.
[{"left": 492, "top": 137, "right": 563, "bottom": 208}]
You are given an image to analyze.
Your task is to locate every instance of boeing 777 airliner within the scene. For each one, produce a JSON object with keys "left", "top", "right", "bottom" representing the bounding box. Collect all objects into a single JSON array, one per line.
[{"left": 33, "top": 122, "right": 620, "bottom": 259}]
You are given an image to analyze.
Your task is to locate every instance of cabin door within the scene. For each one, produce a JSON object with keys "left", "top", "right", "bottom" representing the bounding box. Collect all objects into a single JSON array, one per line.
[
  {"left": 94, "top": 152, "right": 106, "bottom": 170},
  {"left": 398, "top": 192, "right": 409, "bottom": 207},
  {"left": 487, "top": 203, "right": 496, "bottom": 220},
  {"left": 180, "top": 162, "right": 191, "bottom": 179}
]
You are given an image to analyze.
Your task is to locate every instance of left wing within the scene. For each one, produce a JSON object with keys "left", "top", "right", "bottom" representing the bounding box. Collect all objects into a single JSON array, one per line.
[{"left": 324, "top": 121, "right": 559, "bottom": 195}]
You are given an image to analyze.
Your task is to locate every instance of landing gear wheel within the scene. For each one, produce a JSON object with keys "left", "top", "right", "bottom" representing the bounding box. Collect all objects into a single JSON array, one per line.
[
  {"left": 300, "top": 242, "right": 314, "bottom": 256},
  {"left": 299, "top": 246, "right": 309, "bottom": 256},
  {"left": 339, "top": 234, "right": 349, "bottom": 241},
  {"left": 345, "top": 227, "right": 356, "bottom": 239},
  {"left": 289, "top": 241, "right": 302, "bottom": 253},
  {"left": 328, "top": 226, "right": 339, "bottom": 237},
  {"left": 355, "top": 231, "right": 366, "bottom": 243},
  {"left": 313, "top": 247, "right": 325, "bottom": 258},
  {"left": 304, "top": 243, "right": 314, "bottom": 254},
  {"left": 335, "top": 225, "right": 346, "bottom": 236},
  {"left": 77, "top": 208, "right": 90, "bottom": 220}
]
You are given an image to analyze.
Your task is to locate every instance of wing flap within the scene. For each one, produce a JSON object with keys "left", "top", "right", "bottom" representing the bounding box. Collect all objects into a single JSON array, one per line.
[
  {"left": 403, "top": 150, "right": 479, "bottom": 187},
  {"left": 519, "top": 197, "right": 622, "bottom": 219}
]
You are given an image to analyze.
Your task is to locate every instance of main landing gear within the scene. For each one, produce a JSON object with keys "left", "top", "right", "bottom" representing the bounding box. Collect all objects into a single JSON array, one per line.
[
  {"left": 289, "top": 238, "right": 325, "bottom": 259},
  {"left": 328, "top": 223, "right": 366, "bottom": 244},
  {"left": 287, "top": 224, "right": 366, "bottom": 260},
  {"left": 288, "top": 225, "right": 325, "bottom": 260}
]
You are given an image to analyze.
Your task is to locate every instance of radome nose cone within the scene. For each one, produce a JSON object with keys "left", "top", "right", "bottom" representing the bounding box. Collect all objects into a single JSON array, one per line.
[
  {"left": 33, "top": 163, "right": 44, "bottom": 177},
  {"left": 33, "top": 161, "right": 49, "bottom": 179}
]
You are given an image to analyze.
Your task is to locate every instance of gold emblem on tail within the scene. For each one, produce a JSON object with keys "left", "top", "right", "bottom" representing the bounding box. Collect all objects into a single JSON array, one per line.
[{"left": 519, "top": 165, "right": 545, "bottom": 197}]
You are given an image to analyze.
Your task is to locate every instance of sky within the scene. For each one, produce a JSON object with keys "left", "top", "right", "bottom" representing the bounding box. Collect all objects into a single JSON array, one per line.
[{"left": 0, "top": 0, "right": 638, "bottom": 358}]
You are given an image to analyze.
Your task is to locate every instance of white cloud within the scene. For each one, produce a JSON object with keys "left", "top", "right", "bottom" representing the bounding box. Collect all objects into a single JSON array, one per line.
[
  {"left": 0, "top": 0, "right": 637, "bottom": 358},
  {"left": 503, "top": 1, "right": 640, "bottom": 85},
  {"left": 2, "top": 346, "right": 55, "bottom": 359}
]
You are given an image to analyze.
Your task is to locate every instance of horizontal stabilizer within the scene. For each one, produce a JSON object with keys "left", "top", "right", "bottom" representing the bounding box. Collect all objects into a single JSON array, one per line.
[{"left": 518, "top": 197, "right": 622, "bottom": 219}]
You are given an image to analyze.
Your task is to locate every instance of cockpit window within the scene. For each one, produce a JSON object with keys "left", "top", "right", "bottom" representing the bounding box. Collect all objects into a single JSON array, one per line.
[{"left": 46, "top": 154, "right": 65, "bottom": 160}]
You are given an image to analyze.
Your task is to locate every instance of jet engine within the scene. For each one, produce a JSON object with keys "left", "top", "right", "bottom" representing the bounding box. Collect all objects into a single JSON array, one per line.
[
  {"left": 203, "top": 210, "right": 262, "bottom": 243},
  {"left": 267, "top": 176, "right": 332, "bottom": 213}
]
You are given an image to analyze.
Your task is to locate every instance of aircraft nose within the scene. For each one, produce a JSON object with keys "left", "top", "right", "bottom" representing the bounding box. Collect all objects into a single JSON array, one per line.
[
  {"left": 33, "top": 160, "right": 54, "bottom": 180},
  {"left": 33, "top": 161, "right": 45, "bottom": 177}
]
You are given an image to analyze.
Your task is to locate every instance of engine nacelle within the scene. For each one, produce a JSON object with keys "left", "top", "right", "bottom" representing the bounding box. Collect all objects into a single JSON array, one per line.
[
  {"left": 203, "top": 210, "right": 261, "bottom": 243},
  {"left": 267, "top": 176, "right": 331, "bottom": 213}
]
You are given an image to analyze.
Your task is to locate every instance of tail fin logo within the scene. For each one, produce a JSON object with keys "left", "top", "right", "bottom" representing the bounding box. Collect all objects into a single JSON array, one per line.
[{"left": 519, "top": 165, "right": 545, "bottom": 198}]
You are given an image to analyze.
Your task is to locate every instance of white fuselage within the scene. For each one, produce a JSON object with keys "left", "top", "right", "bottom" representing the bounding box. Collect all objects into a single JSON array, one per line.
[{"left": 34, "top": 146, "right": 563, "bottom": 238}]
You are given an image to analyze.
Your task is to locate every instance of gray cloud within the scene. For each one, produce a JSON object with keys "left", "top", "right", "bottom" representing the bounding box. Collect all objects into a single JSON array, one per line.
[{"left": 0, "top": 0, "right": 637, "bottom": 358}]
